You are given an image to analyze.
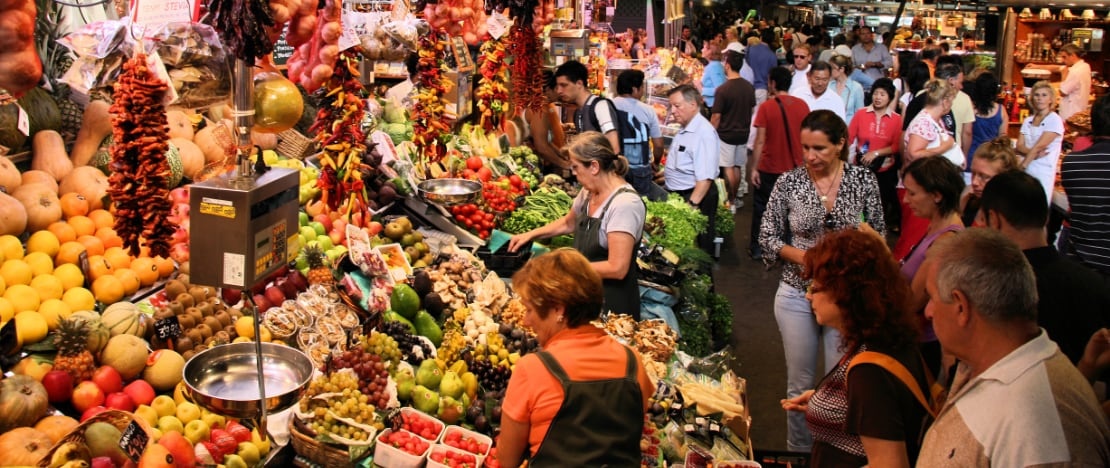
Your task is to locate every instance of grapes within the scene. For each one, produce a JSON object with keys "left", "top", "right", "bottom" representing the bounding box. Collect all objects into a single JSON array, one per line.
[
  {"left": 362, "top": 331, "right": 402, "bottom": 367},
  {"left": 468, "top": 359, "right": 512, "bottom": 394},
  {"left": 331, "top": 345, "right": 393, "bottom": 410},
  {"left": 299, "top": 370, "right": 383, "bottom": 441},
  {"left": 381, "top": 321, "right": 436, "bottom": 366}
]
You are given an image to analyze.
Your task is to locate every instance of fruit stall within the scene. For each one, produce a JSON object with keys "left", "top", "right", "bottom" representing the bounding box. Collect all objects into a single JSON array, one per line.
[{"left": 0, "top": 0, "right": 747, "bottom": 466}]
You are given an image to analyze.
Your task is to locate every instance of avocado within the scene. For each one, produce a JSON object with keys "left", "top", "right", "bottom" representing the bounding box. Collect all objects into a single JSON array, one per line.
[{"left": 413, "top": 310, "right": 442, "bottom": 347}]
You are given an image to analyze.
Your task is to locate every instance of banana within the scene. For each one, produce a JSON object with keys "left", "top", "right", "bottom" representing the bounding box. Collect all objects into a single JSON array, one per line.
[{"left": 48, "top": 442, "right": 90, "bottom": 468}]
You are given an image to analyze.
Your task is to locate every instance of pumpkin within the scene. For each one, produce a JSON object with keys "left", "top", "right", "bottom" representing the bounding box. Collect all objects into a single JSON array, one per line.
[
  {"left": 0, "top": 427, "right": 53, "bottom": 466},
  {"left": 34, "top": 415, "right": 79, "bottom": 443},
  {"left": 59, "top": 166, "right": 110, "bottom": 210},
  {"left": 171, "top": 138, "right": 205, "bottom": 179},
  {"left": 12, "top": 183, "right": 62, "bottom": 231},
  {"left": 0, "top": 375, "right": 49, "bottom": 433},
  {"left": 71, "top": 100, "right": 113, "bottom": 166},
  {"left": 0, "top": 191, "right": 27, "bottom": 235},
  {"left": 193, "top": 120, "right": 234, "bottom": 163},
  {"left": 31, "top": 129, "right": 73, "bottom": 181},
  {"left": 102, "top": 301, "right": 143, "bottom": 337},
  {"left": 166, "top": 109, "right": 195, "bottom": 140},
  {"left": 0, "top": 156, "right": 20, "bottom": 192},
  {"left": 20, "top": 170, "right": 58, "bottom": 192}
]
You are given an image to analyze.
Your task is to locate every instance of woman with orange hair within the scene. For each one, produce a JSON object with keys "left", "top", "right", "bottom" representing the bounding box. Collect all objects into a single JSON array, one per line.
[
  {"left": 497, "top": 248, "right": 654, "bottom": 467},
  {"left": 781, "top": 230, "right": 933, "bottom": 467}
]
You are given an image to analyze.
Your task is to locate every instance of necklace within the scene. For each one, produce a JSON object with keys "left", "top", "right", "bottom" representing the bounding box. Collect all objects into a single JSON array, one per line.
[{"left": 809, "top": 162, "right": 843, "bottom": 203}]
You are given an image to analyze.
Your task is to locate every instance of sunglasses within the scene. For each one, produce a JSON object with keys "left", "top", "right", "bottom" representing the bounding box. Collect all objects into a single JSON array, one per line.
[
  {"left": 793, "top": 54, "right": 809, "bottom": 60},
  {"left": 823, "top": 212, "right": 837, "bottom": 230}
]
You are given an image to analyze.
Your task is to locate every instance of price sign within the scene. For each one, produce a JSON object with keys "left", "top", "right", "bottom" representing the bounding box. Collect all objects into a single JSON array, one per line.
[
  {"left": 119, "top": 420, "right": 150, "bottom": 462},
  {"left": 129, "top": 0, "right": 199, "bottom": 24},
  {"left": 154, "top": 315, "right": 182, "bottom": 340},
  {"left": 273, "top": 26, "right": 295, "bottom": 67}
]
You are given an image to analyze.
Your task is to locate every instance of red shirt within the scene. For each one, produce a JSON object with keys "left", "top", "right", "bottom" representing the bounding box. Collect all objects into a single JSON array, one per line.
[
  {"left": 754, "top": 95, "right": 809, "bottom": 174},
  {"left": 848, "top": 106, "right": 903, "bottom": 172}
]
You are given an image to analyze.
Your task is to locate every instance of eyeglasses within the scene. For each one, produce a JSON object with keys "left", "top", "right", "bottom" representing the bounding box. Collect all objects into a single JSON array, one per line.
[{"left": 824, "top": 212, "right": 837, "bottom": 230}]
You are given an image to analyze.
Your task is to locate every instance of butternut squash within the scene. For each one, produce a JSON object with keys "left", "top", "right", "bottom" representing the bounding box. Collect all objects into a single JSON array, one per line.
[
  {"left": 12, "top": 183, "right": 61, "bottom": 231},
  {"left": 170, "top": 138, "right": 205, "bottom": 179},
  {"left": 71, "top": 100, "right": 113, "bottom": 166},
  {"left": 31, "top": 130, "right": 73, "bottom": 180},
  {"left": 0, "top": 191, "right": 27, "bottom": 235},
  {"left": 20, "top": 170, "right": 58, "bottom": 192},
  {"left": 0, "top": 157, "right": 21, "bottom": 193},
  {"left": 59, "top": 166, "right": 110, "bottom": 210},
  {"left": 166, "top": 109, "right": 195, "bottom": 140}
]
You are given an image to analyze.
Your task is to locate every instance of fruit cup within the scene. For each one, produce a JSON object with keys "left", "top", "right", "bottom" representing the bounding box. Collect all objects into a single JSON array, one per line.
[
  {"left": 428, "top": 443, "right": 481, "bottom": 468},
  {"left": 400, "top": 407, "right": 445, "bottom": 442}
]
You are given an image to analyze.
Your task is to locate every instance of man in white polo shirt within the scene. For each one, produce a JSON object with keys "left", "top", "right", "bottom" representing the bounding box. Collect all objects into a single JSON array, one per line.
[{"left": 797, "top": 61, "right": 846, "bottom": 122}]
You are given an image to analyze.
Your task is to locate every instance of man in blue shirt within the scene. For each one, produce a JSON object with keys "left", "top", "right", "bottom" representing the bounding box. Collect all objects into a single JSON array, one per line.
[{"left": 665, "top": 84, "right": 720, "bottom": 252}]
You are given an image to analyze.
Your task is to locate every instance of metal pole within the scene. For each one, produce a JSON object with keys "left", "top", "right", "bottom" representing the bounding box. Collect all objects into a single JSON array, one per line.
[
  {"left": 232, "top": 59, "right": 256, "bottom": 179},
  {"left": 892, "top": 0, "right": 909, "bottom": 33}
]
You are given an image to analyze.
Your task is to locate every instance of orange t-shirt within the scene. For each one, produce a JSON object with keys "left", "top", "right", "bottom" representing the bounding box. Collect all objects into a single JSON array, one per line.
[{"left": 501, "top": 325, "right": 655, "bottom": 456}]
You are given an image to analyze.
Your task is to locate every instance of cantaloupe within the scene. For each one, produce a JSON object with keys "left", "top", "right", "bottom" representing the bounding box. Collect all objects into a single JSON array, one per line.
[
  {"left": 171, "top": 138, "right": 205, "bottom": 179},
  {"left": 69, "top": 310, "right": 110, "bottom": 354},
  {"left": 101, "top": 302, "right": 142, "bottom": 337},
  {"left": 99, "top": 334, "right": 149, "bottom": 380}
]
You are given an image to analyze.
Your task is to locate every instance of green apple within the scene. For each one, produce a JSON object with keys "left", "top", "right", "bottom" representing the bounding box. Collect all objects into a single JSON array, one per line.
[
  {"left": 176, "top": 401, "right": 201, "bottom": 424},
  {"left": 224, "top": 454, "right": 248, "bottom": 468},
  {"left": 184, "top": 419, "right": 211, "bottom": 444},
  {"left": 201, "top": 411, "right": 226, "bottom": 430},
  {"left": 151, "top": 395, "right": 177, "bottom": 418},
  {"left": 298, "top": 211, "right": 309, "bottom": 226},
  {"left": 299, "top": 226, "right": 317, "bottom": 241},
  {"left": 134, "top": 405, "right": 159, "bottom": 427},
  {"left": 309, "top": 221, "right": 326, "bottom": 237},
  {"left": 237, "top": 441, "right": 261, "bottom": 466},
  {"left": 295, "top": 253, "right": 309, "bottom": 271},
  {"left": 315, "top": 235, "right": 333, "bottom": 251},
  {"left": 157, "top": 415, "right": 184, "bottom": 435},
  {"left": 325, "top": 248, "right": 342, "bottom": 263}
]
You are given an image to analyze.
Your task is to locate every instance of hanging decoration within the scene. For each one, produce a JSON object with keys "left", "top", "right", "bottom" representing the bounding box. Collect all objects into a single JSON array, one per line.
[
  {"left": 202, "top": 0, "right": 276, "bottom": 64},
  {"left": 508, "top": 23, "right": 544, "bottom": 113}
]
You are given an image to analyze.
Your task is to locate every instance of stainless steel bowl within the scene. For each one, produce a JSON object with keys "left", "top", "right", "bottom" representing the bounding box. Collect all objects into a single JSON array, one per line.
[
  {"left": 417, "top": 178, "right": 482, "bottom": 206},
  {"left": 183, "top": 342, "right": 314, "bottom": 419}
]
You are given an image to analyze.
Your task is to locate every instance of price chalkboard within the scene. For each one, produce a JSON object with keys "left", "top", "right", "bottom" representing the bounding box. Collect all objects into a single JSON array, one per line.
[
  {"left": 273, "top": 26, "right": 295, "bottom": 67},
  {"left": 119, "top": 420, "right": 150, "bottom": 462},
  {"left": 154, "top": 315, "right": 183, "bottom": 340}
]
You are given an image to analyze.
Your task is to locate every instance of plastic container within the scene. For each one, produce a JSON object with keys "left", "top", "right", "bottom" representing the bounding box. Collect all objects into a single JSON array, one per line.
[
  {"left": 400, "top": 407, "right": 445, "bottom": 442},
  {"left": 426, "top": 443, "right": 482, "bottom": 468},
  {"left": 475, "top": 242, "right": 532, "bottom": 277},
  {"left": 440, "top": 425, "right": 493, "bottom": 465},
  {"left": 373, "top": 428, "right": 431, "bottom": 468}
]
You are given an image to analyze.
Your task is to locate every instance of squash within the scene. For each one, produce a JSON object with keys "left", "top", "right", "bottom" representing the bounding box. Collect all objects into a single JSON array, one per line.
[
  {"left": 31, "top": 130, "right": 73, "bottom": 180},
  {"left": 59, "top": 166, "right": 110, "bottom": 210},
  {"left": 71, "top": 100, "right": 113, "bottom": 166},
  {"left": 0, "top": 191, "right": 27, "bottom": 235},
  {"left": 193, "top": 120, "right": 235, "bottom": 163},
  {"left": 0, "top": 427, "right": 53, "bottom": 466},
  {"left": 12, "top": 183, "right": 62, "bottom": 231},
  {"left": 34, "top": 415, "right": 79, "bottom": 444},
  {"left": 0, "top": 375, "right": 49, "bottom": 433},
  {"left": 167, "top": 109, "right": 195, "bottom": 140},
  {"left": 171, "top": 138, "right": 205, "bottom": 179},
  {"left": 21, "top": 170, "right": 58, "bottom": 192},
  {"left": 0, "top": 156, "right": 21, "bottom": 192}
]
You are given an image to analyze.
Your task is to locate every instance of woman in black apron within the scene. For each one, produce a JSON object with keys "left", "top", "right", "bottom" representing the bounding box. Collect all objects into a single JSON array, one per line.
[{"left": 508, "top": 131, "right": 646, "bottom": 319}]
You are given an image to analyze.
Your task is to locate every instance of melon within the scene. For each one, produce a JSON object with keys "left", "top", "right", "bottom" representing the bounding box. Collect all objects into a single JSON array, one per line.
[
  {"left": 99, "top": 334, "right": 150, "bottom": 380},
  {"left": 69, "top": 310, "right": 110, "bottom": 354},
  {"left": 89, "top": 137, "right": 183, "bottom": 187},
  {"left": 101, "top": 302, "right": 142, "bottom": 337}
]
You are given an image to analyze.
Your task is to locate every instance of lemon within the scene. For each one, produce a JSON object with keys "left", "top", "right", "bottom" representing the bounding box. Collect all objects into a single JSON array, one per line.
[
  {"left": 26, "top": 231, "right": 60, "bottom": 258},
  {"left": 30, "top": 274, "right": 64, "bottom": 301},
  {"left": 0, "top": 235, "right": 23, "bottom": 261},
  {"left": 0, "top": 260, "right": 33, "bottom": 286},
  {"left": 235, "top": 316, "right": 255, "bottom": 339},
  {"left": 14, "top": 311, "right": 48, "bottom": 346},
  {"left": 22, "top": 252, "right": 54, "bottom": 277},
  {"left": 53, "top": 263, "right": 85, "bottom": 290},
  {"left": 62, "top": 287, "right": 96, "bottom": 312},
  {"left": 38, "top": 299, "right": 71, "bottom": 330},
  {"left": 4, "top": 284, "right": 41, "bottom": 313}
]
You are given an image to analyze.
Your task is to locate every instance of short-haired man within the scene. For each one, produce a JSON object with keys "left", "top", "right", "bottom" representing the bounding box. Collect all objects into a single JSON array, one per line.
[
  {"left": 850, "top": 26, "right": 892, "bottom": 90},
  {"left": 665, "top": 84, "right": 720, "bottom": 252},
  {"left": 554, "top": 60, "right": 621, "bottom": 153},
  {"left": 1061, "top": 94, "right": 1110, "bottom": 278},
  {"left": 711, "top": 50, "right": 756, "bottom": 213},
  {"left": 979, "top": 171, "right": 1110, "bottom": 364},
  {"left": 797, "top": 61, "right": 846, "bottom": 121},
  {"left": 936, "top": 60, "right": 974, "bottom": 158},
  {"left": 919, "top": 229, "right": 1110, "bottom": 466},
  {"left": 747, "top": 67, "right": 809, "bottom": 260},
  {"left": 787, "top": 45, "right": 813, "bottom": 94},
  {"left": 919, "top": 45, "right": 943, "bottom": 78},
  {"left": 613, "top": 69, "right": 667, "bottom": 200},
  {"left": 1059, "top": 44, "right": 1092, "bottom": 121}
]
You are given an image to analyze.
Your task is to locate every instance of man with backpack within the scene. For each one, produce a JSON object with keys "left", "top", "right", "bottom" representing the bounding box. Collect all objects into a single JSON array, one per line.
[
  {"left": 613, "top": 70, "right": 667, "bottom": 200},
  {"left": 554, "top": 60, "right": 621, "bottom": 153},
  {"left": 711, "top": 49, "right": 756, "bottom": 213}
]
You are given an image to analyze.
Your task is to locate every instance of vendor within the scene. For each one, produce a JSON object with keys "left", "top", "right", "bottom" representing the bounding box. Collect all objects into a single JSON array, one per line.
[
  {"left": 507, "top": 132, "right": 646, "bottom": 319},
  {"left": 1059, "top": 44, "right": 1092, "bottom": 121},
  {"left": 496, "top": 248, "right": 654, "bottom": 467},
  {"left": 384, "top": 52, "right": 418, "bottom": 109}
]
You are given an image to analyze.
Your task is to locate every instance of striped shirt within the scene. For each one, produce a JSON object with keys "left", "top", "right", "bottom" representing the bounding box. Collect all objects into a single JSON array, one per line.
[
  {"left": 917, "top": 331, "right": 1110, "bottom": 467},
  {"left": 1061, "top": 140, "right": 1110, "bottom": 277}
]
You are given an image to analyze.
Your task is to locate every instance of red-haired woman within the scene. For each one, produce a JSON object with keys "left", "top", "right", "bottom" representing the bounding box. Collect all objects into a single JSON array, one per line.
[{"left": 781, "top": 230, "right": 932, "bottom": 467}]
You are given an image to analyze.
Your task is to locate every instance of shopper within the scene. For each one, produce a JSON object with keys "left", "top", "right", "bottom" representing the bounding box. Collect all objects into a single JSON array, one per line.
[
  {"left": 554, "top": 60, "right": 620, "bottom": 153},
  {"left": 749, "top": 67, "right": 810, "bottom": 260},
  {"left": 525, "top": 71, "right": 569, "bottom": 172},
  {"left": 781, "top": 229, "right": 930, "bottom": 466},
  {"left": 675, "top": 25, "right": 701, "bottom": 57},
  {"left": 507, "top": 132, "right": 645, "bottom": 318},
  {"left": 965, "top": 71, "right": 1009, "bottom": 177},
  {"left": 664, "top": 84, "right": 720, "bottom": 252},
  {"left": 899, "top": 157, "right": 966, "bottom": 375},
  {"left": 612, "top": 70, "right": 666, "bottom": 200},
  {"left": 918, "top": 229, "right": 1110, "bottom": 467},
  {"left": 701, "top": 42, "right": 727, "bottom": 108},
  {"left": 935, "top": 59, "right": 975, "bottom": 158},
  {"left": 798, "top": 61, "right": 846, "bottom": 121},
  {"left": 759, "top": 110, "right": 885, "bottom": 452},
  {"left": 850, "top": 26, "right": 892, "bottom": 90},
  {"left": 788, "top": 45, "right": 813, "bottom": 94},
  {"left": 848, "top": 78, "right": 902, "bottom": 232},
  {"left": 978, "top": 171, "right": 1110, "bottom": 364},
  {"left": 498, "top": 248, "right": 654, "bottom": 467},
  {"left": 1018, "top": 80, "right": 1065, "bottom": 207},
  {"left": 630, "top": 32, "right": 646, "bottom": 60},
  {"left": 828, "top": 55, "right": 864, "bottom": 123},
  {"left": 384, "top": 52, "right": 418, "bottom": 109},
  {"left": 961, "top": 137, "right": 1021, "bottom": 227},
  {"left": 711, "top": 50, "right": 756, "bottom": 214},
  {"left": 918, "top": 45, "right": 943, "bottom": 78},
  {"left": 1058, "top": 44, "right": 1092, "bottom": 121},
  {"left": 1061, "top": 94, "right": 1110, "bottom": 278},
  {"left": 898, "top": 61, "right": 932, "bottom": 122}
]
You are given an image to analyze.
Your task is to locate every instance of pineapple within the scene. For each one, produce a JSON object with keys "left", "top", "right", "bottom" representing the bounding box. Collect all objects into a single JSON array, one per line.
[
  {"left": 54, "top": 318, "right": 95, "bottom": 381},
  {"left": 305, "top": 245, "right": 334, "bottom": 285},
  {"left": 35, "top": 0, "right": 83, "bottom": 141}
]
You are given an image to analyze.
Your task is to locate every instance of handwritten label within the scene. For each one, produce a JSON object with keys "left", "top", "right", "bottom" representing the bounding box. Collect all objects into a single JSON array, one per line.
[
  {"left": 154, "top": 315, "right": 182, "bottom": 340},
  {"left": 487, "top": 12, "right": 513, "bottom": 40},
  {"left": 130, "top": 0, "right": 198, "bottom": 24},
  {"left": 273, "top": 26, "right": 294, "bottom": 66},
  {"left": 119, "top": 420, "right": 150, "bottom": 461}
]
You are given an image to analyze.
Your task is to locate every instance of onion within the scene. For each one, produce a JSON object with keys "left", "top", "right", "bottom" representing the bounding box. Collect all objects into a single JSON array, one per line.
[
  {"left": 311, "top": 64, "right": 333, "bottom": 84},
  {"left": 319, "top": 44, "right": 340, "bottom": 64},
  {"left": 321, "top": 22, "right": 342, "bottom": 42}
]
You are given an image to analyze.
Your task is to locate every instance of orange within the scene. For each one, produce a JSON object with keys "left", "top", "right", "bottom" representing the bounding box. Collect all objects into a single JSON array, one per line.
[
  {"left": 30, "top": 274, "right": 64, "bottom": 301},
  {"left": 104, "top": 247, "right": 132, "bottom": 270},
  {"left": 47, "top": 221, "right": 78, "bottom": 244},
  {"left": 77, "top": 235, "right": 105, "bottom": 256},
  {"left": 26, "top": 231, "right": 60, "bottom": 258},
  {"left": 38, "top": 299, "right": 71, "bottom": 331},
  {"left": 67, "top": 215, "right": 96, "bottom": 237},
  {"left": 53, "top": 263, "right": 85, "bottom": 290},
  {"left": 87, "top": 255, "right": 115, "bottom": 280},
  {"left": 113, "top": 269, "right": 141, "bottom": 296},
  {"left": 13, "top": 311, "right": 48, "bottom": 346},
  {"left": 92, "top": 275, "right": 125, "bottom": 304},
  {"left": 59, "top": 193, "right": 90, "bottom": 219},
  {"left": 4, "top": 284, "right": 40, "bottom": 314},
  {"left": 61, "top": 287, "right": 95, "bottom": 312},
  {"left": 88, "top": 209, "right": 114, "bottom": 230},
  {"left": 22, "top": 252, "right": 54, "bottom": 277},
  {"left": 95, "top": 227, "right": 122, "bottom": 249},
  {"left": 154, "top": 256, "right": 175, "bottom": 279},
  {"left": 0, "top": 260, "right": 33, "bottom": 286},
  {"left": 129, "top": 257, "right": 159, "bottom": 287},
  {"left": 55, "top": 241, "right": 87, "bottom": 266}
]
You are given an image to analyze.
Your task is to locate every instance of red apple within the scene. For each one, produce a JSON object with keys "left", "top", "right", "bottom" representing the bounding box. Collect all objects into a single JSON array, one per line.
[
  {"left": 158, "top": 430, "right": 196, "bottom": 468},
  {"left": 350, "top": 212, "right": 364, "bottom": 228},
  {"left": 275, "top": 277, "right": 298, "bottom": 299},
  {"left": 225, "top": 421, "right": 251, "bottom": 443},
  {"left": 366, "top": 221, "right": 383, "bottom": 236},
  {"left": 81, "top": 405, "right": 109, "bottom": 422},
  {"left": 105, "top": 392, "right": 136, "bottom": 412},
  {"left": 328, "top": 229, "right": 344, "bottom": 246},
  {"left": 313, "top": 213, "right": 333, "bottom": 232},
  {"left": 73, "top": 381, "right": 106, "bottom": 413},
  {"left": 220, "top": 288, "right": 242, "bottom": 306},
  {"left": 264, "top": 286, "right": 286, "bottom": 307},
  {"left": 91, "top": 457, "right": 114, "bottom": 468},
  {"left": 210, "top": 429, "right": 237, "bottom": 456},
  {"left": 123, "top": 379, "right": 156, "bottom": 406},
  {"left": 251, "top": 294, "right": 273, "bottom": 312},
  {"left": 92, "top": 365, "right": 124, "bottom": 394},
  {"left": 42, "top": 370, "right": 74, "bottom": 403},
  {"left": 332, "top": 218, "right": 348, "bottom": 234},
  {"left": 201, "top": 441, "right": 224, "bottom": 463},
  {"left": 170, "top": 187, "right": 190, "bottom": 205},
  {"left": 170, "top": 242, "right": 190, "bottom": 264},
  {"left": 285, "top": 270, "right": 308, "bottom": 291}
]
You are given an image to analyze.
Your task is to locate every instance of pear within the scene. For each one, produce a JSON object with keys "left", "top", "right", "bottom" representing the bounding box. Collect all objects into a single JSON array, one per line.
[
  {"left": 412, "top": 385, "right": 440, "bottom": 414},
  {"left": 415, "top": 359, "right": 443, "bottom": 389},
  {"left": 437, "top": 396, "right": 465, "bottom": 425},
  {"left": 439, "top": 371, "right": 465, "bottom": 399}
]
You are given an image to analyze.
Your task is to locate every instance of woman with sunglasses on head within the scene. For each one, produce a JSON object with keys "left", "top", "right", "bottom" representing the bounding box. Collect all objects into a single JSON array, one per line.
[
  {"left": 759, "top": 110, "right": 886, "bottom": 453},
  {"left": 508, "top": 132, "right": 646, "bottom": 319}
]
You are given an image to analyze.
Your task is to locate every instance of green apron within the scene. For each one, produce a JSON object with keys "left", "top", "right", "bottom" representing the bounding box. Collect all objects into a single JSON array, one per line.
[
  {"left": 573, "top": 186, "right": 643, "bottom": 320},
  {"left": 528, "top": 346, "right": 645, "bottom": 467}
]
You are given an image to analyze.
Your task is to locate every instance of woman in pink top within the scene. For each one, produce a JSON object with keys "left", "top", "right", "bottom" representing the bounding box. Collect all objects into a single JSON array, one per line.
[{"left": 849, "top": 78, "right": 903, "bottom": 232}]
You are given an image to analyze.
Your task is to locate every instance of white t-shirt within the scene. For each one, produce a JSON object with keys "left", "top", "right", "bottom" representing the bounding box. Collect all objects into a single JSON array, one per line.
[
  {"left": 797, "top": 87, "right": 847, "bottom": 121},
  {"left": 788, "top": 66, "right": 811, "bottom": 94},
  {"left": 570, "top": 186, "right": 646, "bottom": 249},
  {"left": 1021, "top": 112, "right": 1065, "bottom": 205}
]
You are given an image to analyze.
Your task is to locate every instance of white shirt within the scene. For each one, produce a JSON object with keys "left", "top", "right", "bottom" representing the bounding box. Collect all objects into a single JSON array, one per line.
[
  {"left": 1059, "top": 60, "right": 1092, "bottom": 121},
  {"left": 788, "top": 65, "right": 811, "bottom": 94},
  {"left": 797, "top": 87, "right": 847, "bottom": 121},
  {"left": 1021, "top": 112, "right": 1065, "bottom": 206}
]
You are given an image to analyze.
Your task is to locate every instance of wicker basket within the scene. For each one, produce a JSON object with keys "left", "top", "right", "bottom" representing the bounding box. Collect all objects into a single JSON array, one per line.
[
  {"left": 36, "top": 410, "right": 154, "bottom": 467},
  {"left": 277, "top": 129, "right": 316, "bottom": 160},
  {"left": 289, "top": 416, "right": 359, "bottom": 468}
]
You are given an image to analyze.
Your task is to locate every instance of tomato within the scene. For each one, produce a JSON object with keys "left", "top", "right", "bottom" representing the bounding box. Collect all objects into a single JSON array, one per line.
[
  {"left": 509, "top": 174, "right": 522, "bottom": 187},
  {"left": 466, "top": 156, "right": 484, "bottom": 171},
  {"left": 477, "top": 167, "right": 493, "bottom": 182},
  {"left": 464, "top": 169, "right": 476, "bottom": 180}
]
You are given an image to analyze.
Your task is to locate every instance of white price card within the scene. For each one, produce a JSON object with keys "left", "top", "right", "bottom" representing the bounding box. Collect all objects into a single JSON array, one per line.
[
  {"left": 339, "top": 27, "right": 361, "bottom": 52},
  {"left": 16, "top": 105, "right": 29, "bottom": 136},
  {"left": 130, "top": 0, "right": 198, "bottom": 24},
  {"left": 487, "top": 11, "right": 514, "bottom": 40}
]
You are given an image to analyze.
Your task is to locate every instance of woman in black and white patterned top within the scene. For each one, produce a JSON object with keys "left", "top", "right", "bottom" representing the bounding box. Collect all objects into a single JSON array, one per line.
[{"left": 759, "top": 110, "right": 886, "bottom": 452}]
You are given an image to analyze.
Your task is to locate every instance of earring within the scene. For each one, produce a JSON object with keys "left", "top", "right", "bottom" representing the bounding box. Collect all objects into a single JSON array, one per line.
[{"left": 557, "top": 315, "right": 564, "bottom": 323}]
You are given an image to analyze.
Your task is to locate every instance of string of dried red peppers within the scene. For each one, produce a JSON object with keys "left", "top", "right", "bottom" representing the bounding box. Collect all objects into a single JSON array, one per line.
[
  {"left": 108, "top": 54, "right": 174, "bottom": 258},
  {"left": 509, "top": 23, "right": 544, "bottom": 114}
]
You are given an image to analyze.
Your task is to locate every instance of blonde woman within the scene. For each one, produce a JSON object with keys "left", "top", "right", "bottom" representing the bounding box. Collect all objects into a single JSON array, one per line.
[
  {"left": 1017, "top": 80, "right": 1065, "bottom": 207},
  {"left": 961, "top": 137, "right": 1022, "bottom": 226}
]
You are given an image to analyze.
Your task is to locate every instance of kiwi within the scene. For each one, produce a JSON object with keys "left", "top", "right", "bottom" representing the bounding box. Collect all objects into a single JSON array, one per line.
[
  {"left": 203, "top": 316, "right": 222, "bottom": 332},
  {"left": 214, "top": 330, "right": 231, "bottom": 344},
  {"left": 188, "top": 286, "right": 210, "bottom": 305},
  {"left": 177, "top": 293, "right": 195, "bottom": 308},
  {"left": 176, "top": 313, "right": 196, "bottom": 330},
  {"left": 196, "top": 302, "right": 213, "bottom": 317},
  {"left": 164, "top": 280, "right": 187, "bottom": 301},
  {"left": 177, "top": 273, "right": 190, "bottom": 285},
  {"left": 175, "top": 336, "right": 195, "bottom": 350},
  {"left": 181, "top": 349, "right": 195, "bottom": 360},
  {"left": 153, "top": 307, "right": 175, "bottom": 321},
  {"left": 186, "top": 307, "right": 204, "bottom": 324},
  {"left": 166, "top": 300, "right": 184, "bottom": 316},
  {"left": 195, "top": 323, "right": 214, "bottom": 339},
  {"left": 179, "top": 261, "right": 190, "bottom": 275},
  {"left": 186, "top": 327, "right": 204, "bottom": 344},
  {"left": 215, "top": 310, "right": 232, "bottom": 327}
]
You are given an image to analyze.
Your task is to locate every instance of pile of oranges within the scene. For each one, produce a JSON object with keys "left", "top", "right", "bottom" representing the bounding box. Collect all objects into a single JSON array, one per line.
[{"left": 1, "top": 193, "right": 176, "bottom": 345}]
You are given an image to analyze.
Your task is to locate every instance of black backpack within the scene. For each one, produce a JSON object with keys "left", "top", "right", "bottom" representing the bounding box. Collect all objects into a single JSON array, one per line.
[{"left": 586, "top": 96, "right": 653, "bottom": 167}]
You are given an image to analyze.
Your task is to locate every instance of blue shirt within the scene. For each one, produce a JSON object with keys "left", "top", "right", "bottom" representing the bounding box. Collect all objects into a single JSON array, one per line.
[
  {"left": 665, "top": 114, "right": 719, "bottom": 190},
  {"left": 746, "top": 44, "right": 778, "bottom": 90},
  {"left": 701, "top": 61, "right": 727, "bottom": 107},
  {"left": 832, "top": 79, "right": 865, "bottom": 124}
]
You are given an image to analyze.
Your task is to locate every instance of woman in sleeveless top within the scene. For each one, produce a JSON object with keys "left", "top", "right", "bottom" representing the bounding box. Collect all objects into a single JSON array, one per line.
[{"left": 966, "top": 71, "right": 1009, "bottom": 169}]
